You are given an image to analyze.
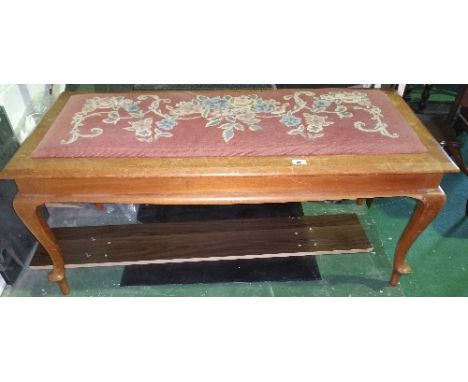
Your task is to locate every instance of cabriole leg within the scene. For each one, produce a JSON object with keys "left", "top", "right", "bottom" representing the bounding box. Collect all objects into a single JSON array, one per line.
[
  {"left": 13, "top": 195, "right": 70, "bottom": 295},
  {"left": 390, "top": 188, "right": 446, "bottom": 286}
]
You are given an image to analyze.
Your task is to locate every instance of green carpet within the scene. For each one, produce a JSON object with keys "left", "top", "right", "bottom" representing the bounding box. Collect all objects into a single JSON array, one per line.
[{"left": 406, "top": 84, "right": 458, "bottom": 103}]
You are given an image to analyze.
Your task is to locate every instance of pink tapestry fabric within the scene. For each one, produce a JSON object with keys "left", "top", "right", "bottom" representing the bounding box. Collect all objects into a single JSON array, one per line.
[{"left": 32, "top": 89, "right": 427, "bottom": 158}]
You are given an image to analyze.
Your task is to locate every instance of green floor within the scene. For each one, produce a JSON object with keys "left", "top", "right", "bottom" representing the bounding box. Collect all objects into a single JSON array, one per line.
[{"left": 3, "top": 85, "right": 468, "bottom": 297}]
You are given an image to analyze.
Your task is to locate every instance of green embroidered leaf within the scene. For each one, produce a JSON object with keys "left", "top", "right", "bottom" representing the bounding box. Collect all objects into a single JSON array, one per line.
[
  {"left": 206, "top": 116, "right": 223, "bottom": 127},
  {"left": 103, "top": 111, "right": 120, "bottom": 124},
  {"left": 136, "top": 129, "right": 152, "bottom": 138},
  {"left": 226, "top": 116, "right": 236, "bottom": 123},
  {"left": 311, "top": 106, "right": 326, "bottom": 113},
  {"left": 201, "top": 108, "right": 210, "bottom": 118},
  {"left": 288, "top": 130, "right": 302, "bottom": 136},
  {"left": 308, "top": 132, "right": 324, "bottom": 140},
  {"left": 335, "top": 105, "right": 347, "bottom": 113},
  {"left": 155, "top": 130, "right": 173, "bottom": 138},
  {"left": 293, "top": 93, "right": 307, "bottom": 109},
  {"left": 296, "top": 99, "right": 306, "bottom": 108},
  {"left": 222, "top": 128, "right": 234, "bottom": 142},
  {"left": 354, "top": 121, "right": 366, "bottom": 129},
  {"left": 233, "top": 123, "right": 244, "bottom": 131},
  {"left": 129, "top": 112, "right": 144, "bottom": 118},
  {"left": 219, "top": 122, "right": 235, "bottom": 130},
  {"left": 248, "top": 124, "right": 262, "bottom": 131},
  {"left": 338, "top": 111, "right": 353, "bottom": 119},
  {"left": 149, "top": 100, "right": 161, "bottom": 112},
  {"left": 287, "top": 126, "right": 305, "bottom": 137},
  {"left": 136, "top": 136, "right": 153, "bottom": 143}
]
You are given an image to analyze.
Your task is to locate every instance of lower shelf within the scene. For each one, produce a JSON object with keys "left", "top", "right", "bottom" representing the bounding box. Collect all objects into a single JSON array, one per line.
[{"left": 30, "top": 214, "right": 373, "bottom": 269}]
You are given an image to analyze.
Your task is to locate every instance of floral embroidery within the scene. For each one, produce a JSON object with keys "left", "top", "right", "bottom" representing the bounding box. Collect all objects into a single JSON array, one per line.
[
  {"left": 61, "top": 91, "right": 399, "bottom": 145},
  {"left": 123, "top": 101, "right": 140, "bottom": 113},
  {"left": 161, "top": 94, "right": 269, "bottom": 142},
  {"left": 353, "top": 105, "right": 397, "bottom": 138},
  {"left": 254, "top": 99, "right": 277, "bottom": 113},
  {"left": 200, "top": 96, "right": 230, "bottom": 110},
  {"left": 305, "top": 114, "right": 334, "bottom": 138},
  {"left": 305, "top": 114, "right": 333, "bottom": 130},
  {"left": 156, "top": 117, "right": 177, "bottom": 130},
  {"left": 312, "top": 99, "right": 331, "bottom": 110},
  {"left": 280, "top": 112, "right": 302, "bottom": 127},
  {"left": 124, "top": 118, "right": 154, "bottom": 143}
]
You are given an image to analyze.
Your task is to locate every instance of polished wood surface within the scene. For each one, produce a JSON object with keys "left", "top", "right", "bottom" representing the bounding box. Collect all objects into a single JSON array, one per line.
[
  {"left": 0, "top": 89, "right": 459, "bottom": 294},
  {"left": 31, "top": 214, "right": 372, "bottom": 268}
]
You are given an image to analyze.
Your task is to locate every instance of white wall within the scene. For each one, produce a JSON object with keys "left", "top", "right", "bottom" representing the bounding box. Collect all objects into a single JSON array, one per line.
[
  {"left": 0, "top": 273, "right": 6, "bottom": 296},
  {"left": 0, "top": 84, "right": 51, "bottom": 143}
]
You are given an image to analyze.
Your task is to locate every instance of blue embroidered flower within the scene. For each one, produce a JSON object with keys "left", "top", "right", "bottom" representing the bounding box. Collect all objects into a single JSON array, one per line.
[
  {"left": 313, "top": 99, "right": 331, "bottom": 109},
  {"left": 280, "top": 114, "right": 301, "bottom": 127},
  {"left": 254, "top": 100, "right": 276, "bottom": 113},
  {"left": 156, "top": 117, "right": 177, "bottom": 130},
  {"left": 123, "top": 101, "right": 140, "bottom": 113},
  {"left": 202, "top": 97, "right": 229, "bottom": 110}
]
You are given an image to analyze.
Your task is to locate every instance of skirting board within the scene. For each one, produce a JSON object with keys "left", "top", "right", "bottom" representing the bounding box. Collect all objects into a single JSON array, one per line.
[{"left": 30, "top": 214, "right": 373, "bottom": 269}]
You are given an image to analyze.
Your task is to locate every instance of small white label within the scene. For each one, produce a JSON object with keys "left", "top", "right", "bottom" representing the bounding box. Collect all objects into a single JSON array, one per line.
[{"left": 292, "top": 159, "right": 308, "bottom": 165}]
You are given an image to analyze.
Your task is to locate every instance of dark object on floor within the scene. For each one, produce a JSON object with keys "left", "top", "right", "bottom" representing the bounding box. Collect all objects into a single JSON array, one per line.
[
  {"left": 404, "top": 84, "right": 467, "bottom": 175},
  {"left": 403, "top": 84, "right": 459, "bottom": 112},
  {"left": 66, "top": 84, "right": 275, "bottom": 92},
  {"left": 137, "top": 203, "right": 304, "bottom": 223},
  {"left": 65, "top": 84, "right": 135, "bottom": 92},
  {"left": 0, "top": 106, "right": 19, "bottom": 167},
  {"left": 127, "top": 202, "right": 315, "bottom": 286},
  {"left": 413, "top": 85, "right": 467, "bottom": 214},
  {"left": 275, "top": 84, "right": 358, "bottom": 89},
  {"left": 419, "top": 114, "right": 467, "bottom": 174},
  {"left": 418, "top": 84, "right": 434, "bottom": 111},
  {"left": 133, "top": 84, "right": 274, "bottom": 91},
  {"left": 418, "top": 113, "right": 467, "bottom": 176},
  {"left": 121, "top": 256, "right": 322, "bottom": 286},
  {"left": 356, "top": 198, "right": 373, "bottom": 207},
  {"left": 30, "top": 214, "right": 372, "bottom": 268},
  {"left": 0, "top": 245, "right": 24, "bottom": 284},
  {"left": 0, "top": 106, "right": 36, "bottom": 284},
  {"left": 444, "top": 84, "right": 468, "bottom": 175}
]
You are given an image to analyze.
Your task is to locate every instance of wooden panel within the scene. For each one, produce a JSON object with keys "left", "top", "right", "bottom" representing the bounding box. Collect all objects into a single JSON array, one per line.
[
  {"left": 30, "top": 214, "right": 373, "bottom": 268},
  {"left": 16, "top": 173, "right": 442, "bottom": 195}
]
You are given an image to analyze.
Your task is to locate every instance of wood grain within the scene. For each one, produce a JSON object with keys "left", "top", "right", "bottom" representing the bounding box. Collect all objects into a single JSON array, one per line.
[{"left": 30, "top": 214, "right": 373, "bottom": 268}]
